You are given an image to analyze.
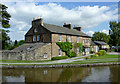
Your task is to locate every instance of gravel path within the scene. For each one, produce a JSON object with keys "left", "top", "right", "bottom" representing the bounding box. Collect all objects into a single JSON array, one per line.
[{"left": 108, "top": 52, "right": 120, "bottom": 55}]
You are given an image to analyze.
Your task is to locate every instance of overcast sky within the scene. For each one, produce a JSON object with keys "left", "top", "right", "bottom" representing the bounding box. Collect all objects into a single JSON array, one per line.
[{"left": 1, "top": 1, "right": 118, "bottom": 41}]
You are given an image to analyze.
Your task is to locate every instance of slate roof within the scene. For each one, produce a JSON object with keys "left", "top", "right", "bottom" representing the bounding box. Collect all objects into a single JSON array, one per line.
[
  {"left": 43, "top": 23, "right": 91, "bottom": 37},
  {"left": 91, "top": 41, "right": 97, "bottom": 46},
  {"left": 13, "top": 43, "right": 47, "bottom": 52},
  {"left": 94, "top": 41, "right": 108, "bottom": 45}
]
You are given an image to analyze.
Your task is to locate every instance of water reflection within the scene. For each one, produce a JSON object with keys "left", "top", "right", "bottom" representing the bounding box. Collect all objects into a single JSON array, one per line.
[{"left": 2, "top": 65, "right": 119, "bottom": 83}]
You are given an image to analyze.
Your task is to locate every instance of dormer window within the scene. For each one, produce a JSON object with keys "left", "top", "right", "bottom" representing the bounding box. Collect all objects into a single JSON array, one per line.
[{"left": 34, "top": 28, "right": 37, "bottom": 32}]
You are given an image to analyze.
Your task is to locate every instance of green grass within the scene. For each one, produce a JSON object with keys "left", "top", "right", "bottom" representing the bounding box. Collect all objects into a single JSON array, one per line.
[
  {"left": 0, "top": 54, "right": 119, "bottom": 65},
  {"left": 1, "top": 60, "right": 51, "bottom": 63},
  {"left": 90, "top": 54, "right": 120, "bottom": 59},
  {"left": 72, "top": 54, "right": 119, "bottom": 64}
]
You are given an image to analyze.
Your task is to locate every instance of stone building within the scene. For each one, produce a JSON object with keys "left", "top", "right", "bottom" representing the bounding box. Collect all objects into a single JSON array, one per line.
[
  {"left": 25, "top": 16, "right": 91, "bottom": 58},
  {"left": 90, "top": 41, "right": 109, "bottom": 53},
  {"left": 2, "top": 16, "right": 91, "bottom": 60}
]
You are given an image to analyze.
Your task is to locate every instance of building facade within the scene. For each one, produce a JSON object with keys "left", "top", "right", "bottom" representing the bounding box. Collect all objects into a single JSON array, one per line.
[{"left": 25, "top": 16, "right": 91, "bottom": 58}]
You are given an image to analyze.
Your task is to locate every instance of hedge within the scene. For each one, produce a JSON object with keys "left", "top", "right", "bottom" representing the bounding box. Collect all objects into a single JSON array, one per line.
[
  {"left": 99, "top": 50, "right": 106, "bottom": 55},
  {"left": 51, "top": 56, "right": 69, "bottom": 60}
]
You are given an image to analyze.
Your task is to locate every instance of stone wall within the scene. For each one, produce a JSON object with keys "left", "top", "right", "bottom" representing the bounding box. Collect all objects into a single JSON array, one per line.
[{"left": 1, "top": 43, "right": 52, "bottom": 61}]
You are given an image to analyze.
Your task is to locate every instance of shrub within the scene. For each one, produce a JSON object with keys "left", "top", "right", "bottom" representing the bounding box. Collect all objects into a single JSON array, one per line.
[
  {"left": 68, "top": 52, "right": 77, "bottom": 58},
  {"left": 90, "top": 50, "right": 95, "bottom": 54},
  {"left": 96, "top": 52, "right": 102, "bottom": 56},
  {"left": 90, "top": 55, "right": 94, "bottom": 58},
  {"left": 99, "top": 50, "right": 106, "bottom": 56},
  {"left": 93, "top": 54, "right": 99, "bottom": 57},
  {"left": 84, "top": 56, "right": 91, "bottom": 60},
  {"left": 51, "top": 56, "right": 69, "bottom": 60}
]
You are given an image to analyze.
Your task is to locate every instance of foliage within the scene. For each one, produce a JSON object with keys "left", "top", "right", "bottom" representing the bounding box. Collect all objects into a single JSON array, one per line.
[
  {"left": 68, "top": 52, "right": 77, "bottom": 58},
  {"left": 92, "top": 32, "right": 110, "bottom": 43},
  {"left": 109, "top": 21, "right": 120, "bottom": 46},
  {"left": 18, "top": 40, "right": 25, "bottom": 45},
  {"left": 9, "top": 40, "right": 25, "bottom": 50},
  {"left": 77, "top": 43, "right": 83, "bottom": 54},
  {"left": 14, "top": 40, "right": 18, "bottom": 46},
  {"left": 90, "top": 50, "right": 95, "bottom": 54},
  {"left": 93, "top": 53, "right": 99, "bottom": 57},
  {"left": 96, "top": 52, "right": 102, "bottom": 56},
  {"left": 51, "top": 56, "right": 69, "bottom": 60},
  {"left": 99, "top": 50, "right": 107, "bottom": 56},
  {"left": 109, "top": 49, "right": 115, "bottom": 52},
  {"left": 84, "top": 56, "right": 91, "bottom": 60},
  {"left": 56, "top": 41, "right": 73, "bottom": 56},
  {"left": 0, "top": 29, "right": 11, "bottom": 50},
  {"left": 0, "top": 4, "right": 11, "bottom": 28}
]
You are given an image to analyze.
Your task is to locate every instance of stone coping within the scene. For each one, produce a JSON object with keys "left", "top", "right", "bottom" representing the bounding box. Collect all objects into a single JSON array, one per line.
[{"left": 1, "top": 62, "right": 120, "bottom": 69}]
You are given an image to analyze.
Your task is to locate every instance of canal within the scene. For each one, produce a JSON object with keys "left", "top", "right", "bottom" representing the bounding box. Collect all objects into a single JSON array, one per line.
[{"left": 1, "top": 65, "right": 119, "bottom": 83}]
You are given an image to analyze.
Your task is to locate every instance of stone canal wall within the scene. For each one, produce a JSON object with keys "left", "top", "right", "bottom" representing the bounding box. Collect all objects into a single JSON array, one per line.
[
  {"left": 1, "top": 62, "right": 120, "bottom": 69},
  {"left": 1, "top": 43, "right": 52, "bottom": 61}
]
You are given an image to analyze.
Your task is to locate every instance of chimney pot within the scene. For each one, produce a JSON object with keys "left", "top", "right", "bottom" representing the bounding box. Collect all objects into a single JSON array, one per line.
[
  {"left": 73, "top": 26, "right": 81, "bottom": 32},
  {"left": 32, "top": 16, "right": 43, "bottom": 26},
  {"left": 63, "top": 22, "right": 71, "bottom": 29}
]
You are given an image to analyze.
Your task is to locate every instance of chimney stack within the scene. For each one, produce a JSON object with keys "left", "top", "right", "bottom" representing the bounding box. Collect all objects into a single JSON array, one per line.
[
  {"left": 32, "top": 16, "right": 43, "bottom": 26},
  {"left": 73, "top": 26, "right": 81, "bottom": 32},
  {"left": 63, "top": 22, "right": 71, "bottom": 29}
]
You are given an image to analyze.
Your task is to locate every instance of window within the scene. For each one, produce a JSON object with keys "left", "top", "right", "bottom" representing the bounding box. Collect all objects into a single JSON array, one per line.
[
  {"left": 44, "top": 53, "right": 48, "bottom": 58},
  {"left": 33, "top": 35, "right": 36, "bottom": 41},
  {"left": 69, "top": 36, "right": 71, "bottom": 42},
  {"left": 59, "top": 48, "right": 62, "bottom": 56},
  {"left": 83, "top": 39, "right": 85, "bottom": 44},
  {"left": 77, "top": 37, "right": 79, "bottom": 43},
  {"left": 34, "top": 28, "right": 37, "bottom": 32},
  {"left": 88, "top": 39, "right": 89, "bottom": 43},
  {"left": 77, "top": 48, "right": 79, "bottom": 54},
  {"left": 37, "top": 35, "right": 40, "bottom": 41},
  {"left": 59, "top": 35, "right": 62, "bottom": 42}
]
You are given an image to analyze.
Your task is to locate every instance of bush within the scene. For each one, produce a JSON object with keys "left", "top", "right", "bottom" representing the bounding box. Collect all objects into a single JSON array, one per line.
[
  {"left": 99, "top": 50, "right": 106, "bottom": 56},
  {"left": 96, "top": 52, "right": 102, "bottom": 56},
  {"left": 90, "top": 50, "right": 95, "bottom": 54},
  {"left": 90, "top": 55, "right": 94, "bottom": 58},
  {"left": 68, "top": 52, "right": 77, "bottom": 58},
  {"left": 51, "top": 56, "right": 69, "bottom": 60},
  {"left": 93, "top": 54, "right": 99, "bottom": 57}
]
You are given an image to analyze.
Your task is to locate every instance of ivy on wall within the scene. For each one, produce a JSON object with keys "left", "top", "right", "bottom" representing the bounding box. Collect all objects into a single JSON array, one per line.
[
  {"left": 77, "top": 43, "right": 83, "bottom": 54},
  {"left": 56, "top": 41, "right": 74, "bottom": 57}
]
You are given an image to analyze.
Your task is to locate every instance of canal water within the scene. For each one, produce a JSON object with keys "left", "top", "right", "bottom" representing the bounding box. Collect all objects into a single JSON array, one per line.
[{"left": 1, "top": 65, "right": 119, "bottom": 83}]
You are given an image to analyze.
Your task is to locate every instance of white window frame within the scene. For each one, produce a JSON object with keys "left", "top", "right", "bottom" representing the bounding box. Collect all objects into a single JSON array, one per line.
[
  {"left": 33, "top": 35, "right": 36, "bottom": 42},
  {"left": 59, "top": 49, "right": 62, "bottom": 56},
  {"left": 69, "top": 36, "right": 71, "bottom": 42},
  {"left": 77, "top": 37, "right": 79, "bottom": 43},
  {"left": 37, "top": 35, "right": 40, "bottom": 41},
  {"left": 34, "top": 28, "right": 37, "bottom": 32},
  {"left": 59, "top": 35, "right": 62, "bottom": 42},
  {"left": 44, "top": 53, "right": 48, "bottom": 59}
]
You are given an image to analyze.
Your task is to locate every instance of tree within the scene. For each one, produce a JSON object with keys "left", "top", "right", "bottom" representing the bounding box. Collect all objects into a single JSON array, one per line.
[
  {"left": 92, "top": 32, "right": 110, "bottom": 43},
  {"left": 0, "top": 4, "right": 11, "bottom": 28},
  {"left": 18, "top": 40, "right": 25, "bottom": 45},
  {"left": 0, "top": 29, "right": 10, "bottom": 49},
  {"left": 14, "top": 40, "right": 18, "bottom": 46},
  {"left": 0, "top": 4, "right": 11, "bottom": 50},
  {"left": 109, "top": 21, "right": 120, "bottom": 46}
]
